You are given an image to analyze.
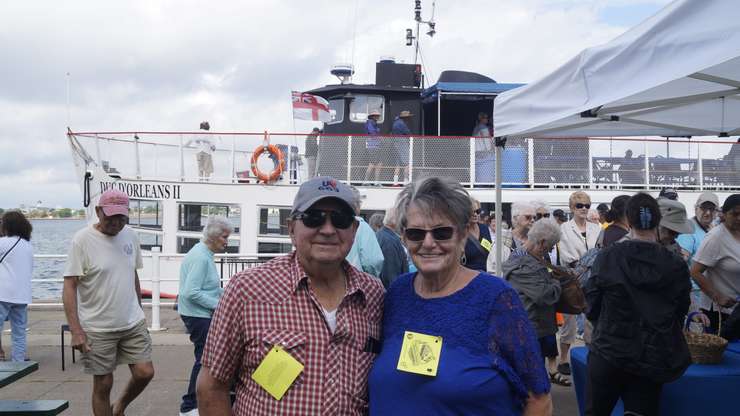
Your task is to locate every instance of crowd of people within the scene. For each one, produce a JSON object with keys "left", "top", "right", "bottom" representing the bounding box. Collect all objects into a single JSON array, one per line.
[{"left": 1, "top": 179, "right": 739, "bottom": 416}]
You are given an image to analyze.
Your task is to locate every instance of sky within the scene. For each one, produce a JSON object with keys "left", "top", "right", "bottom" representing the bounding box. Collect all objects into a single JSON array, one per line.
[{"left": 0, "top": 0, "right": 672, "bottom": 209}]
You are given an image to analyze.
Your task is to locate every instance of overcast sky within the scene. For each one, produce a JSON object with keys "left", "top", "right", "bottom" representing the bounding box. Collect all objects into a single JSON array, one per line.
[{"left": 0, "top": 0, "right": 672, "bottom": 209}]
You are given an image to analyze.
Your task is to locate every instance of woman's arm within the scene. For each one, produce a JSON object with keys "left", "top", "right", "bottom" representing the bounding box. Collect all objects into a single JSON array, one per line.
[
  {"left": 689, "top": 262, "right": 736, "bottom": 308},
  {"left": 523, "top": 392, "right": 553, "bottom": 416}
]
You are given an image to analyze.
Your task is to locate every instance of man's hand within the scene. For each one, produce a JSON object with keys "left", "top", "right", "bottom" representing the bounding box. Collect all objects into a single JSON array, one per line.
[{"left": 71, "top": 330, "right": 92, "bottom": 353}]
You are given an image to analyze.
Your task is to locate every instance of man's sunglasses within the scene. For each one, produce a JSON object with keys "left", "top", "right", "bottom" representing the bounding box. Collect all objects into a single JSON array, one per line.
[
  {"left": 536, "top": 213, "right": 551, "bottom": 220},
  {"left": 404, "top": 226, "right": 455, "bottom": 242},
  {"left": 293, "top": 209, "right": 355, "bottom": 229},
  {"left": 575, "top": 203, "right": 591, "bottom": 209}
]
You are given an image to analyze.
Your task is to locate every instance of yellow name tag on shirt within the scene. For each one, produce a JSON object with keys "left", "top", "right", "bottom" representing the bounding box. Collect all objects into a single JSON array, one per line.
[
  {"left": 397, "top": 331, "right": 443, "bottom": 377},
  {"left": 251, "top": 345, "right": 304, "bottom": 400},
  {"left": 480, "top": 238, "right": 492, "bottom": 252}
]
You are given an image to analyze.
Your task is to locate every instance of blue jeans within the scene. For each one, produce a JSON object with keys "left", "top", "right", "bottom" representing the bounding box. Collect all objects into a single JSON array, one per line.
[
  {"left": 0, "top": 302, "right": 28, "bottom": 362},
  {"left": 180, "top": 315, "right": 211, "bottom": 413}
]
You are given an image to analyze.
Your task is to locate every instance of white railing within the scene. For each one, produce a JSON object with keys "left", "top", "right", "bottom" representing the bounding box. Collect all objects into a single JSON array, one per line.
[
  {"left": 31, "top": 250, "right": 276, "bottom": 330},
  {"left": 69, "top": 131, "right": 740, "bottom": 191}
]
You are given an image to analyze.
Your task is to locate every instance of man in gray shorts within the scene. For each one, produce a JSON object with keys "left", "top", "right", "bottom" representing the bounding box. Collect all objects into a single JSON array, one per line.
[{"left": 63, "top": 189, "right": 154, "bottom": 416}]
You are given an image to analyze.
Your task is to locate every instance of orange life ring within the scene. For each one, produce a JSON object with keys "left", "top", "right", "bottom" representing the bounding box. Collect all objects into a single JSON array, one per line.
[{"left": 251, "top": 144, "right": 284, "bottom": 183}]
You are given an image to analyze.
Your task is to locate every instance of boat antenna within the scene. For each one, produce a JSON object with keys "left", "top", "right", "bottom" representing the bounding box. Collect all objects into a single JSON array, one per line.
[
  {"left": 409, "top": 0, "right": 436, "bottom": 66},
  {"left": 66, "top": 72, "right": 71, "bottom": 127},
  {"left": 350, "top": 0, "right": 359, "bottom": 75}
]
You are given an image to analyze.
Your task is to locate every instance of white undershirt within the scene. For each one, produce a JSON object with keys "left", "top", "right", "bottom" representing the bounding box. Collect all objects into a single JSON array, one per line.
[{"left": 322, "top": 307, "right": 337, "bottom": 333}]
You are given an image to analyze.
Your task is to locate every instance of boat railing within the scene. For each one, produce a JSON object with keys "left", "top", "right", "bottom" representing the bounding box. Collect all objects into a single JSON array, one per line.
[
  {"left": 30, "top": 249, "right": 272, "bottom": 331},
  {"left": 68, "top": 131, "right": 740, "bottom": 190}
]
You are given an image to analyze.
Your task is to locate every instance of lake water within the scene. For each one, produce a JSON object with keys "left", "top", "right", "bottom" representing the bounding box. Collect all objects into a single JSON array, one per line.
[{"left": 30, "top": 218, "right": 87, "bottom": 300}]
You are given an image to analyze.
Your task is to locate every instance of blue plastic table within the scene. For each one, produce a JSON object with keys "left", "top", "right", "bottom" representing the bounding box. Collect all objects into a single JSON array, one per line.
[
  {"left": 571, "top": 346, "right": 740, "bottom": 416},
  {"left": 727, "top": 341, "right": 740, "bottom": 355}
]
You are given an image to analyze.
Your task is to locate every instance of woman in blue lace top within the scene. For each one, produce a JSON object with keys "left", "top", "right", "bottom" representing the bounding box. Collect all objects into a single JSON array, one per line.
[{"left": 368, "top": 177, "right": 552, "bottom": 415}]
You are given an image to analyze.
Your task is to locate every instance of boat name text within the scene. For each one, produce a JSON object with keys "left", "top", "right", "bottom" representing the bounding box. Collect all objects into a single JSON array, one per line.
[{"left": 100, "top": 182, "right": 182, "bottom": 200}]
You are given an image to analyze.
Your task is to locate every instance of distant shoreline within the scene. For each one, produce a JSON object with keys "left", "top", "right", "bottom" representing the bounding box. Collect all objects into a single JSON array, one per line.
[{"left": 29, "top": 217, "right": 85, "bottom": 221}]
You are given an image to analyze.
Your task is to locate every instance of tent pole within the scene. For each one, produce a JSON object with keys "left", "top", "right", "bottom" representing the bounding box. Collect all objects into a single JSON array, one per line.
[{"left": 494, "top": 137, "right": 504, "bottom": 276}]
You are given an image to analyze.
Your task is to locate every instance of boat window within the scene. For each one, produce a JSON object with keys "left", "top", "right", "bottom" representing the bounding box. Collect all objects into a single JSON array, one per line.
[
  {"left": 349, "top": 95, "right": 384, "bottom": 123},
  {"left": 178, "top": 237, "right": 240, "bottom": 254},
  {"left": 257, "top": 242, "right": 293, "bottom": 255},
  {"left": 137, "top": 233, "right": 162, "bottom": 251},
  {"left": 129, "top": 199, "right": 163, "bottom": 229},
  {"left": 258, "top": 207, "right": 291, "bottom": 236},
  {"left": 328, "top": 99, "right": 344, "bottom": 124},
  {"left": 178, "top": 203, "right": 241, "bottom": 234}
]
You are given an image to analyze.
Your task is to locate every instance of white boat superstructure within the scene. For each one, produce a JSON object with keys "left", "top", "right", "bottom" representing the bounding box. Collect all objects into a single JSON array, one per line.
[{"left": 67, "top": 130, "right": 740, "bottom": 295}]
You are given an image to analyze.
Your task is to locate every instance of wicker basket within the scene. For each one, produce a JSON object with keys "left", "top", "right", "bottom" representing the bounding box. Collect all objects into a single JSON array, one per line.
[{"left": 684, "top": 311, "right": 728, "bottom": 365}]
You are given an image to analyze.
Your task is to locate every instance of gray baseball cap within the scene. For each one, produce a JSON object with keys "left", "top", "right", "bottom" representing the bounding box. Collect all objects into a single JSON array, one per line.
[
  {"left": 291, "top": 176, "right": 356, "bottom": 215},
  {"left": 658, "top": 198, "right": 693, "bottom": 234},
  {"left": 695, "top": 191, "right": 719, "bottom": 208}
]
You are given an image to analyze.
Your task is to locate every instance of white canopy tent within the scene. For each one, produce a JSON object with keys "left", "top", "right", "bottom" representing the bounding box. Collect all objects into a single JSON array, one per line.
[{"left": 491, "top": 0, "right": 740, "bottom": 273}]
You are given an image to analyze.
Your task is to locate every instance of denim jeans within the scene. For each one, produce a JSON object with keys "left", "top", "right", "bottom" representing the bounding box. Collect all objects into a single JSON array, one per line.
[
  {"left": 180, "top": 315, "right": 211, "bottom": 413},
  {"left": 0, "top": 302, "right": 28, "bottom": 362}
]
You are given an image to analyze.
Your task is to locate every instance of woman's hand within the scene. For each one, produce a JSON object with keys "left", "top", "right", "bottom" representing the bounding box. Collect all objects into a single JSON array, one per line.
[{"left": 713, "top": 293, "right": 737, "bottom": 308}]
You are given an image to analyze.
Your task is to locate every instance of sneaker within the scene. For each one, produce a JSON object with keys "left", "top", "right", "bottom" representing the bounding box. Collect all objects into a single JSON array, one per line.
[{"left": 179, "top": 409, "right": 199, "bottom": 416}]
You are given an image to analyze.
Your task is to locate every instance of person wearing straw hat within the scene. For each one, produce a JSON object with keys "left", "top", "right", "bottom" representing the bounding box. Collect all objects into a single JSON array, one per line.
[
  {"left": 390, "top": 110, "right": 413, "bottom": 185},
  {"left": 585, "top": 193, "right": 690, "bottom": 416},
  {"left": 364, "top": 110, "right": 383, "bottom": 184},
  {"left": 690, "top": 194, "right": 740, "bottom": 334}
]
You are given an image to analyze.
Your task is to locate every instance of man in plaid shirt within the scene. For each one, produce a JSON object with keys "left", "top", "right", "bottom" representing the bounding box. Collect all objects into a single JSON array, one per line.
[{"left": 197, "top": 176, "right": 385, "bottom": 415}]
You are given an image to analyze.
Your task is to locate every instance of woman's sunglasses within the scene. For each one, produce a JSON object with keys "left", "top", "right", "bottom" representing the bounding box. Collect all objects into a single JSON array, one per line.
[
  {"left": 293, "top": 209, "right": 355, "bottom": 229},
  {"left": 575, "top": 203, "right": 591, "bottom": 209},
  {"left": 404, "top": 226, "right": 455, "bottom": 242},
  {"left": 536, "top": 213, "right": 551, "bottom": 220}
]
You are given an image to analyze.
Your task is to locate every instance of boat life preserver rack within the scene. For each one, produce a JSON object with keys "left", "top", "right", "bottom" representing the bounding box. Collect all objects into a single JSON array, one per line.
[{"left": 250, "top": 144, "right": 284, "bottom": 183}]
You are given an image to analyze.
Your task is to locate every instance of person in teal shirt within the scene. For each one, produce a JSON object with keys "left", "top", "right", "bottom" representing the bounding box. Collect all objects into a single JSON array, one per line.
[
  {"left": 177, "top": 216, "right": 233, "bottom": 416},
  {"left": 677, "top": 192, "right": 719, "bottom": 264},
  {"left": 346, "top": 186, "right": 384, "bottom": 277}
]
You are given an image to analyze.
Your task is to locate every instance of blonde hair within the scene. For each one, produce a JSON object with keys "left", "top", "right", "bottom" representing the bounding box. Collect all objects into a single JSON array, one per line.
[{"left": 569, "top": 191, "right": 591, "bottom": 208}]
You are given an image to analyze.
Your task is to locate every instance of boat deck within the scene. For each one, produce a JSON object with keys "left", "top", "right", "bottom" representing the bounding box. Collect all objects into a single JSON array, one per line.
[{"left": 2, "top": 306, "right": 579, "bottom": 415}]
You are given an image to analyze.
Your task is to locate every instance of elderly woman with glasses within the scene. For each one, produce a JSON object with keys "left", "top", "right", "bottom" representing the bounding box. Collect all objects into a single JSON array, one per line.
[
  {"left": 369, "top": 177, "right": 551, "bottom": 416},
  {"left": 462, "top": 198, "right": 493, "bottom": 272},
  {"left": 503, "top": 219, "right": 567, "bottom": 386}
]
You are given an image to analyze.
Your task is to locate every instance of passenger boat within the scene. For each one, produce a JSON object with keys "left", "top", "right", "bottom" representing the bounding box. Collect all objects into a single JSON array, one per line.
[{"left": 66, "top": 57, "right": 740, "bottom": 298}]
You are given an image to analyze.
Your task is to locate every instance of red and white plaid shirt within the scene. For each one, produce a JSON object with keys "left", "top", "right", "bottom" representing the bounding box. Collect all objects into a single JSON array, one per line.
[{"left": 202, "top": 252, "right": 385, "bottom": 415}]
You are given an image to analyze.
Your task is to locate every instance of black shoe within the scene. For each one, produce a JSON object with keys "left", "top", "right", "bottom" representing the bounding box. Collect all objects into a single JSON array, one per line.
[{"left": 557, "top": 362, "right": 571, "bottom": 375}]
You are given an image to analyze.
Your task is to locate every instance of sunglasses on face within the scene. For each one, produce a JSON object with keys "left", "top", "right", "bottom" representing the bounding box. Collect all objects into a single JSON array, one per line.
[
  {"left": 474, "top": 209, "right": 481, "bottom": 214},
  {"left": 698, "top": 205, "right": 716, "bottom": 213},
  {"left": 536, "top": 213, "right": 551, "bottom": 220},
  {"left": 519, "top": 214, "right": 534, "bottom": 221},
  {"left": 575, "top": 203, "right": 591, "bottom": 210},
  {"left": 404, "top": 226, "right": 455, "bottom": 242},
  {"left": 293, "top": 209, "right": 355, "bottom": 229}
]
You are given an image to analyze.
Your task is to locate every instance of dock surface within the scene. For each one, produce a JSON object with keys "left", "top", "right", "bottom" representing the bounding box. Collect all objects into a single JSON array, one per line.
[{"left": 1, "top": 306, "right": 579, "bottom": 415}]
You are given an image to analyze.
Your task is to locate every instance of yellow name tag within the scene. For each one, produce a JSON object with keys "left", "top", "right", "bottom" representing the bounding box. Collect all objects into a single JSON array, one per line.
[
  {"left": 396, "top": 331, "right": 443, "bottom": 377},
  {"left": 480, "top": 238, "right": 492, "bottom": 252},
  {"left": 251, "top": 345, "right": 304, "bottom": 400}
]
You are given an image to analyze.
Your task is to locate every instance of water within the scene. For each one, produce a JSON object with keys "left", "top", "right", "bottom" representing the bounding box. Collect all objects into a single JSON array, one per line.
[{"left": 30, "top": 218, "right": 86, "bottom": 300}]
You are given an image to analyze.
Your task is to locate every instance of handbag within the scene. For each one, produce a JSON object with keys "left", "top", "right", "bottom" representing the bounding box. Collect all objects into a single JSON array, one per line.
[{"left": 532, "top": 255, "right": 587, "bottom": 314}]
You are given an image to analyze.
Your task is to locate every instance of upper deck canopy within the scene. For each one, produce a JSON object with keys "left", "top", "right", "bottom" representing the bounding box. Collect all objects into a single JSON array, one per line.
[
  {"left": 423, "top": 70, "right": 524, "bottom": 100},
  {"left": 494, "top": 0, "right": 740, "bottom": 139}
]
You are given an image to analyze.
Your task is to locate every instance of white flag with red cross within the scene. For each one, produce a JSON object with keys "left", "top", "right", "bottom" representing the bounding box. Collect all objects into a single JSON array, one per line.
[{"left": 292, "top": 91, "right": 331, "bottom": 122}]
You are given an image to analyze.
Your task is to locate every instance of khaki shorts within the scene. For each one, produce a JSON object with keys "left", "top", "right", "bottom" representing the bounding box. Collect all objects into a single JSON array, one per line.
[
  {"left": 557, "top": 313, "right": 577, "bottom": 345},
  {"left": 81, "top": 320, "right": 152, "bottom": 375}
]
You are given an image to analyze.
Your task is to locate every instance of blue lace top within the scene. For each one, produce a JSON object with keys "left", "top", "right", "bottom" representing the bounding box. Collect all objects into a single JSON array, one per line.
[{"left": 368, "top": 272, "right": 550, "bottom": 415}]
